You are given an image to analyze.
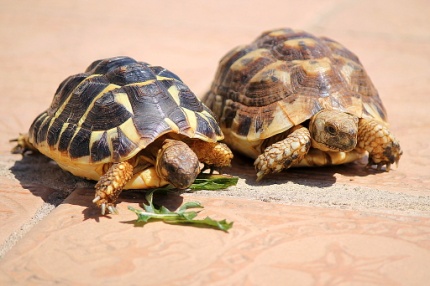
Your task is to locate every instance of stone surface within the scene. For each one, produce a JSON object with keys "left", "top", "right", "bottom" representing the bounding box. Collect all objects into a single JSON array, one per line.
[
  {"left": 0, "top": 0, "right": 429, "bottom": 284},
  {"left": 1, "top": 191, "right": 430, "bottom": 285}
]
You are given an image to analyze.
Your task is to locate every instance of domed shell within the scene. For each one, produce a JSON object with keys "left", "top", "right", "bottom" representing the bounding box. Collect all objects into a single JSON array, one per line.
[
  {"left": 29, "top": 56, "right": 223, "bottom": 166},
  {"left": 204, "top": 28, "right": 387, "bottom": 142}
]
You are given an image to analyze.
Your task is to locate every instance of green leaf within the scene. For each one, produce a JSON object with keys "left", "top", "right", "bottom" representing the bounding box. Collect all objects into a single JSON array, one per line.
[
  {"left": 179, "top": 211, "right": 199, "bottom": 220},
  {"left": 142, "top": 191, "right": 155, "bottom": 213},
  {"left": 128, "top": 206, "right": 151, "bottom": 223},
  {"left": 138, "top": 174, "right": 239, "bottom": 194},
  {"left": 156, "top": 206, "right": 167, "bottom": 214},
  {"left": 165, "top": 216, "right": 233, "bottom": 232},
  {"left": 178, "top": 201, "right": 203, "bottom": 212},
  {"left": 128, "top": 190, "right": 233, "bottom": 232},
  {"left": 188, "top": 174, "right": 239, "bottom": 191}
]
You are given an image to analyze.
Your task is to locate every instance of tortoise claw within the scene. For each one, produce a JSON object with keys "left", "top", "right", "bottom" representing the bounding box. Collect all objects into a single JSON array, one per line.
[
  {"left": 201, "top": 163, "right": 217, "bottom": 175},
  {"left": 366, "top": 161, "right": 392, "bottom": 172},
  {"left": 92, "top": 195, "right": 101, "bottom": 203},
  {"left": 98, "top": 202, "right": 118, "bottom": 215},
  {"left": 108, "top": 205, "right": 118, "bottom": 215}
]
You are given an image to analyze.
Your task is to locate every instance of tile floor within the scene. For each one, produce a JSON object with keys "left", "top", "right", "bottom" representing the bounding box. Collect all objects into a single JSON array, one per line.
[{"left": 0, "top": 0, "right": 429, "bottom": 284}]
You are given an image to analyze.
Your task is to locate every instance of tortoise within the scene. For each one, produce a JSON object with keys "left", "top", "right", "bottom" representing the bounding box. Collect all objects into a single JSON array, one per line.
[
  {"left": 12, "top": 56, "right": 233, "bottom": 214},
  {"left": 203, "top": 28, "right": 402, "bottom": 181}
]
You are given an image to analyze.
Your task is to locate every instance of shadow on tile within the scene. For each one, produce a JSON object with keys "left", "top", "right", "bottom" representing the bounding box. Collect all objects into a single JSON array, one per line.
[
  {"left": 9, "top": 149, "right": 387, "bottom": 220},
  {"left": 228, "top": 153, "right": 387, "bottom": 187},
  {"left": 9, "top": 153, "right": 185, "bottom": 220}
]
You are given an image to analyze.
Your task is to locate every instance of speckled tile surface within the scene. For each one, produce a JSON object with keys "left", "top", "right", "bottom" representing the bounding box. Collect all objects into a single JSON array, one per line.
[{"left": 1, "top": 0, "right": 429, "bottom": 284}]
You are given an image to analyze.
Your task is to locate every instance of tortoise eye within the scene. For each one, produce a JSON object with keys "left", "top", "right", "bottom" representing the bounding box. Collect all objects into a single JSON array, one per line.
[{"left": 325, "top": 124, "right": 337, "bottom": 135}]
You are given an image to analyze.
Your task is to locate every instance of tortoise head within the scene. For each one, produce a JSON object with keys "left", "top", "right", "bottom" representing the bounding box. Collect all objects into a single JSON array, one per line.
[
  {"left": 309, "top": 110, "right": 359, "bottom": 152},
  {"left": 155, "top": 139, "right": 200, "bottom": 189}
]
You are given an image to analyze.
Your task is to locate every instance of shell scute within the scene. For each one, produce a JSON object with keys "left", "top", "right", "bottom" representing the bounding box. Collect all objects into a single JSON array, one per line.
[
  {"left": 105, "top": 62, "right": 156, "bottom": 86},
  {"left": 150, "top": 66, "right": 183, "bottom": 82},
  {"left": 125, "top": 83, "right": 181, "bottom": 140},
  {"left": 57, "top": 123, "right": 76, "bottom": 153},
  {"left": 178, "top": 86, "right": 204, "bottom": 112},
  {"left": 85, "top": 56, "right": 137, "bottom": 74},
  {"left": 111, "top": 127, "right": 138, "bottom": 162},
  {"left": 52, "top": 75, "right": 111, "bottom": 125},
  {"left": 82, "top": 91, "right": 133, "bottom": 131},
  {"left": 49, "top": 73, "right": 89, "bottom": 116},
  {"left": 69, "top": 128, "right": 91, "bottom": 158},
  {"left": 46, "top": 118, "right": 63, "bottom": 146},
  {"left": 33, "top": 113, "right": 50, "bottom": 145},
  {"left": 90, "top": 131, "right": 111, "bottom": 162}
]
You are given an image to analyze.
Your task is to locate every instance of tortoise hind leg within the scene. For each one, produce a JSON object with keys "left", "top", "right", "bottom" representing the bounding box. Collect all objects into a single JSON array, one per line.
[
  {"left": 357, "top": 118, "right": 402, "bottom": 170},
  {"left": 11, "top": 133, "right": 37, "bottom": 154},
  {"left": 189, "top": 140, "right": 233, "bottom": 173},
  {"left": 93, "top": 161, "right": 133, "bottom": 215},
  {"left": 254, "top": 125, "right": 311, "bottom": 181}
]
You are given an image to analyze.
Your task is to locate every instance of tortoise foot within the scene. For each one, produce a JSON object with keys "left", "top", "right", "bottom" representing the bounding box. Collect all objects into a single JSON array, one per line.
[
  {"left": 94, "top": 161, "right": 133, "bottom": 215},
  {"left": 358, "top": 118, "right": 402, "bottom": 171}
]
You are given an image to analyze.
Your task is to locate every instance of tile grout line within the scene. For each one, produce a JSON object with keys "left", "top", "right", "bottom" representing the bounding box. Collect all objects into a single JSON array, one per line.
[
  {"left": 0, "top": 202, "right": 55, "bottom": 259},
  {"left": 0, "top": 189, "right": 73, "bottom": 259},
  {"left": 194, "top": 184, "right": 430, "bottom": 217}
]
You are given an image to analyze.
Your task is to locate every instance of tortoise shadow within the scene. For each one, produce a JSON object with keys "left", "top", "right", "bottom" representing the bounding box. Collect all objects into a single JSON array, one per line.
[
  {"left": 9, "top": 153, "right": 185, "bottom": 221},
  {"left": 228, "top": 153, "right": 386, "bottom": 188},
  {"left": 9, "top": 152, "right": 385, "bottom": 219},
  {"left": 9, "top": 153, "right": 80, "bottom": 197}
]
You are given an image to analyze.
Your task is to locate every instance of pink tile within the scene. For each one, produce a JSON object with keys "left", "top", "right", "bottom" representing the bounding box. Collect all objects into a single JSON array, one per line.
[
  {"left": 0, "top": 161, "right": 57, "bottom": 247},
  {"left": 1, "top": 192, "right": 430, "bottom": 284}
]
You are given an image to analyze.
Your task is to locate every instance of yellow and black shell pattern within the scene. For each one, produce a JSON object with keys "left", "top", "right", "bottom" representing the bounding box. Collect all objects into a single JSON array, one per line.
[
  {"left": 204, "top": 28, "right": 387, "bottom": 145},
  {"left": 29, "top": 56, "right": 223, "bottom": 168}
]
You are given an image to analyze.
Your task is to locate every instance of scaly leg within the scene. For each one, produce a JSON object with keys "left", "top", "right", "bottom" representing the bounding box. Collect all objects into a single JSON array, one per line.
[
  {"left": 10, "top": 133, "right": 37, "bottom": 154},
  {"left": 357, "top": 118, "right": 402, "bottom": 170},
  {"left": 93, "top": 161, "right": 133, "bottom": 215},
  {"left": 254, "top": 125, "right": 311, "bottom": 181},
  {"left": 189, "top": 140, "right": 233, "bottom": 173}
]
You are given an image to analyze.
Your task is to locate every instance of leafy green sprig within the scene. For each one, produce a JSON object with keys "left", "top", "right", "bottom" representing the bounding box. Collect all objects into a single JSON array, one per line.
[{"left": 128, "top": 174, "right": 237, "bottom": 231}]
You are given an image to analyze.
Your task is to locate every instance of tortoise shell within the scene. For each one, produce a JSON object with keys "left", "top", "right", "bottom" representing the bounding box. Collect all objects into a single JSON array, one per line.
[
  {"left": 29, "top": 56, "right": 223, "bottom": 179},
  {"left": 203, "top": 28, "right": 387, "bottom": 159}
]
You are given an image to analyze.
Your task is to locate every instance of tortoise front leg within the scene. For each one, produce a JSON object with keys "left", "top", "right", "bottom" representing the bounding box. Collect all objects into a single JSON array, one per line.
[
  {"left": 357, "top": 118, "right": 402, "bottom": 170},
  {"left": 254, "top": 125, "right": 311, "bottom": 181},
  {"left": 189, "top": 140, "right": 233, "bottom": 173},
  {"left": 93, "top": 161, "right": 133, "bottom": 215}
]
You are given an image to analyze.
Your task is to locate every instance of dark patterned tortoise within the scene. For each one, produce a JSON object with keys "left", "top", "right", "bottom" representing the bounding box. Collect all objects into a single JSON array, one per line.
[
  {"left": 13, "top": 56, "right": 233, "bottom": 214},
  {"left": 203, "top": 28, "right": 402, "bottom": 181}
]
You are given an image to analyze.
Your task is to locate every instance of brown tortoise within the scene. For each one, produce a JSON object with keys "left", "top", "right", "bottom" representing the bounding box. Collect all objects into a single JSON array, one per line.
[
  {"left": 203, "top": 28, "right": 402, "bottom": 181},
  {"left": 13, "top": 56, "right": 233, "bottom": 214}
]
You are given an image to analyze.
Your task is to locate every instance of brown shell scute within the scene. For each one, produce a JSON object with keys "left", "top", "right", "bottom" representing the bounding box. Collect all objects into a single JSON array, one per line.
[
  {"left": 205, "top": 28, "right": 387, "bottom": 141},
  {"left": 30, "top": 56, "right": 223, "bottom": 164}
]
